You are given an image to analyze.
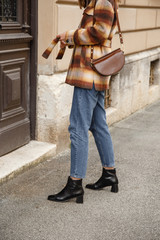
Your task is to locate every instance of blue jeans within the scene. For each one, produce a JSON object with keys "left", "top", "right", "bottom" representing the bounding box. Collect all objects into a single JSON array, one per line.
[{"left": 69, "top": 84, "right": 115, "bottom": 179}]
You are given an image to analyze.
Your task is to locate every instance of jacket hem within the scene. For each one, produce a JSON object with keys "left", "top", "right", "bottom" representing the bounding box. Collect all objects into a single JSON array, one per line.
[{"left": 65, "top": 79, "right": 109, "bottom": 91}]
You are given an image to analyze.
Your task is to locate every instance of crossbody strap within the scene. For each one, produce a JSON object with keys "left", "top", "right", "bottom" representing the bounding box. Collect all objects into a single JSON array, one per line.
[
  {"left": 114, "top": 0, "right": 124, "bottom": 46},
  {"left": 91, "top": 0, "right": 124, "bottom": 63}
]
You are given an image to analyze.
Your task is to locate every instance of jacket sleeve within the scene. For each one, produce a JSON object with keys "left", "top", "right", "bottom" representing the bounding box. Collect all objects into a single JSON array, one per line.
[{"left": 65, "top": 0, "right": 114, "bottom": 46}]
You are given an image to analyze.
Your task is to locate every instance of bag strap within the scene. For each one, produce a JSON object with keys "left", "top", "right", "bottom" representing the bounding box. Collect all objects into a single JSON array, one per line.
[
  {"left": 114, "top": 0, "right": 124, "bottom": 46},
  {"left": 91, "top": 0, "right": 124, "bottom": 63}
]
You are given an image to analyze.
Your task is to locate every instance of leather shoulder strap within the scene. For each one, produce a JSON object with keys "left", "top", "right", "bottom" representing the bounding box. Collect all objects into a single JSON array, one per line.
[
  {"left": 93, "top": 0, "right": 124, "bottom": 45},
  {"left": 114, "top": 0, "right": 124, "bottom": 45},
  {"left": 91, "top": 0, "right": 124, "bottom": 62}
]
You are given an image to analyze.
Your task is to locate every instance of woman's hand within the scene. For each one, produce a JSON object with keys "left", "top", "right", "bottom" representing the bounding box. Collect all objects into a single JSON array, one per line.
[{"left": 57, "top": 32, "right": 67, "bottom": 48}]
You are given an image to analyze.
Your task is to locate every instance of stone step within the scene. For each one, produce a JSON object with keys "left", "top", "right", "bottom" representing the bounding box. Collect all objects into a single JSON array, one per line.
[{"left": 0, "top": 141, "right": 56, "bottom": 185}]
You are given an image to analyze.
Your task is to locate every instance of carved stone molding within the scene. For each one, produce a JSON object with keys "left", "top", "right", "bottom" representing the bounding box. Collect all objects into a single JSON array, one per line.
[
  {"left": 0, "top": 48, "right": 30, "bottom": 55},
  {"left": 0, "top": 23, "right": 22, "bottom": 30},
  {"left": 0, "top": 33, "right": 33, "bottom": 43}
]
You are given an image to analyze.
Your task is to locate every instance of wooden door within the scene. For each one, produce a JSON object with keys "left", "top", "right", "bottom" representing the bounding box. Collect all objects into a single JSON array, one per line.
[{"left": 0, "top": 0, "right": 34, "bottom": 156}]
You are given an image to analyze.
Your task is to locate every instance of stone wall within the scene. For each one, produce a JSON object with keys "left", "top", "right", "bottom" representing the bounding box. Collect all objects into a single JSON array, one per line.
[
  {"left": 36, "top": 0, "right": 160, "bottom": 153},
  {"left": 107, "top": 48, "right": 160, "bottom": 125},
  {"left": 36, "top": 73, "right": 73, "bottom": 152}
]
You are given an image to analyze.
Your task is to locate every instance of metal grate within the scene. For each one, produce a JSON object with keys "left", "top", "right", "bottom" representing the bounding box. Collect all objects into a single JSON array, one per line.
[
  {"left": 104, "top": 80, "right": 112, "bottom": 108},
  {"left": 0, "top": 0, "right": 17, "bottom": 22},
  {"left": 149, "top": 62, "right": 154, "bottom": 86},
  {"left": 149, "top": 60, "right": 159, "bottom": 86}
]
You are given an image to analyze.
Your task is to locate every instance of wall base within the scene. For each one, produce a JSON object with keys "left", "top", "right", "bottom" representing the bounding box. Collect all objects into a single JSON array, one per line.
[{"left": 36, "top": 48, "right": 160, "bottom": 153}]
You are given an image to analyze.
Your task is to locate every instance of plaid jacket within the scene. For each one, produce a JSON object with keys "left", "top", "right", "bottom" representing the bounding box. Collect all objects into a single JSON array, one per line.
[{"left": 64, "top": 0, "right": 117, "bottom": 91}]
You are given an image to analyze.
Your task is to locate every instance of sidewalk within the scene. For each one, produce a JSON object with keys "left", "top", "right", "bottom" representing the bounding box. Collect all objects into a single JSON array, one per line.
[{"left": 0, "top": 100, "right": 160, "bottom": 240}]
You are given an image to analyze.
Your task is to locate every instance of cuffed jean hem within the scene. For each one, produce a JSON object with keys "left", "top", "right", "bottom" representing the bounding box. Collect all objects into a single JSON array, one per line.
[
  {"left": 70, "top": 174, "right": 85, "bottom": 179},
  {"left": 102, "top": 164, "right": 115, "bottom": 168}
]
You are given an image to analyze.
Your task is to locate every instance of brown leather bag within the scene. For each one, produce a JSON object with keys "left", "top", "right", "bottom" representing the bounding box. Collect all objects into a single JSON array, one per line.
[{"left": 91, "top": 0, "right": 125, "bottom": 76}]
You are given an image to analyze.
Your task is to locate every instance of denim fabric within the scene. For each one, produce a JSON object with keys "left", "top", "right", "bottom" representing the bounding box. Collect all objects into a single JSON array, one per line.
[{"left": 69, "top": 84, "right": 115, "bottom": 178}]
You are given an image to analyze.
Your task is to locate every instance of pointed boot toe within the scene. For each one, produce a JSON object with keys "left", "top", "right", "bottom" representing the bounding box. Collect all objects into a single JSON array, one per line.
[
  {"left": 85, "top": 183, "right": 100, "bottom": 190},
  {"left": 48, "top": 194, "right": 58, "bottom": 201}
]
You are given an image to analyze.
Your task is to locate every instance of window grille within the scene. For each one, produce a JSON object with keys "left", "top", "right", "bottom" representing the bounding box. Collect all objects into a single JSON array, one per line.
[
  {"left": 0, "top": 0, "right": 17, "bottom": 22},
  {"left": 149, "top": 59, "right": 159, "bottom": 86},
  {"left": 104, "top": 79, "right": 112, "bottom": 108},
  {"left": 149, "top": 62, "right": 154, "bottom": 86}
]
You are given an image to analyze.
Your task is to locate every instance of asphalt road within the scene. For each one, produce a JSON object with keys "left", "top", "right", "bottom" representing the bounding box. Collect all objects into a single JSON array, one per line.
[{"left": 0, "top": 100, "right": 160, "bottom": 240}]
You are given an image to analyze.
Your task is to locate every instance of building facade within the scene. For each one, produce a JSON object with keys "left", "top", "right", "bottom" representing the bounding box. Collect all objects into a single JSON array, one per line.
[{"left": 0, "top": 0, "right": 160, "bottom": 156}]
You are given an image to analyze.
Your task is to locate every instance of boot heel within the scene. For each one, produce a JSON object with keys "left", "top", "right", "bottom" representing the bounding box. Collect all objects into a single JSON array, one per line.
[
  {"left": 76, "top": 195, "right": 83, "bottom": 204},
  {"left": 111, "top": 184, "right": 118, "bottom": 193}
]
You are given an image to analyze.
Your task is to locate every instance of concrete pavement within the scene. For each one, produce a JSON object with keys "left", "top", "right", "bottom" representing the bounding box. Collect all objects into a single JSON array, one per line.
[{"left": 0, "top": 100, "right": 160, "bottom": 240}]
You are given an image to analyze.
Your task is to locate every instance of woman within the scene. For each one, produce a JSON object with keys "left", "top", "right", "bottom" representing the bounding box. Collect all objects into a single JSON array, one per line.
[{"left": 48, "top": 0, "right": 119, "bottom": 204}]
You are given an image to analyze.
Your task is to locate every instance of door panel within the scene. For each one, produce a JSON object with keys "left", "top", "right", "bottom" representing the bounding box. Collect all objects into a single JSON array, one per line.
[{"left": 0, "top": 0, "right": 32, "bottom": 156}]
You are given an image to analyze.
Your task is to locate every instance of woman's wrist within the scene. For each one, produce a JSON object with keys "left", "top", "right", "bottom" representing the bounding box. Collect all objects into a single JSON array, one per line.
[{"left": 65, "top": 30, "right": 75, "bottom": 45}]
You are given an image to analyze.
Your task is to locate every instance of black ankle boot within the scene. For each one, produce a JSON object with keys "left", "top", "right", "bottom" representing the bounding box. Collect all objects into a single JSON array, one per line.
[
  {"left": 48, "top": 177, "right": 84, "bottom": 203},
  {"left": 86, "top": 168, "right": 119, "bottom": 192}
]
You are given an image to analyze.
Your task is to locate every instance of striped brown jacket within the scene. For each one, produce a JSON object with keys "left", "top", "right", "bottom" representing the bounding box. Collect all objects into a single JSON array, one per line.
[{"left": 64, "top": 0, "right": 117, "bottom": 91}]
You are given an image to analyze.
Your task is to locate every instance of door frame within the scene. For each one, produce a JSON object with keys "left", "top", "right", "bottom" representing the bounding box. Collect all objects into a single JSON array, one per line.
[{"left": 30, "top": 0, "right": 38, "bottom": 139}]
